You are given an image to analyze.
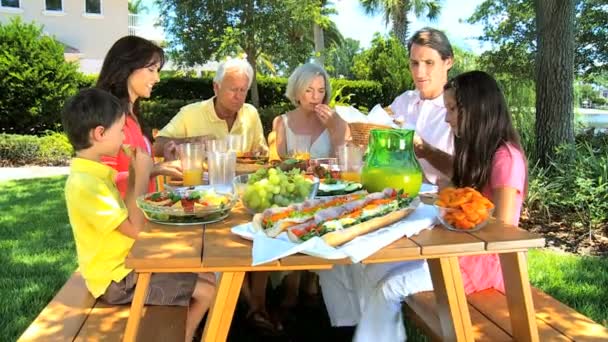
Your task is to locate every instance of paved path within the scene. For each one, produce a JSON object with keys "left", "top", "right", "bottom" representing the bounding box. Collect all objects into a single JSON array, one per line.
[{"left": 0, "top": 166, "right": 69, "bottom": 182}]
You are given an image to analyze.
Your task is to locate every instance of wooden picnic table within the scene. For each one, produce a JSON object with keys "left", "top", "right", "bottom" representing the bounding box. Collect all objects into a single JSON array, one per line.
[{"left": 123, "top": 203, "right": 545, "bottom": 342}]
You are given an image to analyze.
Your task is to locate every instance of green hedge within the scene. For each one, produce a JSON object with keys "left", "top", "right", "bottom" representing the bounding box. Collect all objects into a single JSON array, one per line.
[
  {"left": 0, "top": 132, "right": 73, "bottom": 166},
  {"left": 149, "top": 76, "right": 383, "bottom": 109}
]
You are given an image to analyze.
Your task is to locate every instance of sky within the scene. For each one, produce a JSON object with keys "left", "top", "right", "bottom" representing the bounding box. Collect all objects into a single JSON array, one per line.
[{"left": 137, "top": 0, "right": 488, "bottom": 52}]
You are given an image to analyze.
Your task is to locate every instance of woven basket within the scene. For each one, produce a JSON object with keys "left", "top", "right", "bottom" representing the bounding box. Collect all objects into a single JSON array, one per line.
[{"left": 349, "top": 122, "right": 392, "bottom": 147}]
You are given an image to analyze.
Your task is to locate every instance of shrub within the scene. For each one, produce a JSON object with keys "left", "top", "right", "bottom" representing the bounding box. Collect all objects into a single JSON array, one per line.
[
  {"left": 526, "top": 132, "right": 608, "bottom": 235},
  {"left": 151, "top": 77, "right": 214, "bottom": 101},
  {"left": 352, "top": 34, "right": 413, "bottom": 105},
  {"left": 139, "top": 99, "right": 193, "bottom": 132},
  {"left": 258, "top": 102, "right": 294, "bottom": 135},
  {"left": 0, "top": 132, "right": 72, "bottom": 166},
  {"left": 0, "top": 18, "right": 83, "bottom": 134},
  {"left": 149, "top": 76, "right": 383, "bottom": 110}
]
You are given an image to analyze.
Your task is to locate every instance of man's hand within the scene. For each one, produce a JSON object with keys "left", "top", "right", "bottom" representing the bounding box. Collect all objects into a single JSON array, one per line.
[
  {"left": 152, "top": 159, "right": 183, "bottom": 179},
  {"left": 413, "top": 133, "right": 430, "bottom": 159}
]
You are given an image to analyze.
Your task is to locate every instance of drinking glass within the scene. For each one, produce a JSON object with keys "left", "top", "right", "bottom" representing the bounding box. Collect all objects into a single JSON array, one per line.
[
  {"left": 206, "top": 139, "right": 228, "bottom": 153},
  {"left": 178, "top": 143, "right": 205, "bottom": 186},
  {"left": 288, "top": 134, "right": 311, "bottom": 160},
  {"left": 337, "top": 145, "right": 364, "bottom": 183},
  {"left": 207, "top": 151, "right": 237, "bottom": 188},
  {"left": 225, "top": 134, "right": 245, "bottom": 155}
]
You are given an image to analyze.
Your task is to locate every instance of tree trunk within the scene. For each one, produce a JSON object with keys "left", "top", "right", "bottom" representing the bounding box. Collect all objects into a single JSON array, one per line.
[
  {"left": 534, "top": 0, "right": 575, "bottom": 166},
  {"left": 243, "top": 0, "right": 259, "bottom": 107},
  {"left": 313, "top": 23, "right": 325, "bottom": 66},
  {"left": 246, "top": 51, "right": 260, "bottom": 108},
  {"left": 391, "top": 0, "right": 409, "bottom": 46}
]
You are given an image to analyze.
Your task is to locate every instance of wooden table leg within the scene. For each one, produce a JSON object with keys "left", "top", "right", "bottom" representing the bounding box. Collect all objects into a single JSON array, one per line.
[
  {"left": 499, "top": 251, "right": 539, "bottom": 342},
  {"left": 428, "top": 257, "right": 474, "bottom": 342},
  {"left": 201, "top": 271, "right": 246, "bottom": 342},
  {"left": 123, "top": 272, "right": 151, "bottom": 342}
]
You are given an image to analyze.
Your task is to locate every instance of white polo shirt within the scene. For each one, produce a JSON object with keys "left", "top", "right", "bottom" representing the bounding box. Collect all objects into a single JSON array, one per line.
[{"left": 390, "top": 90, "right": 454, "bottom": 184}]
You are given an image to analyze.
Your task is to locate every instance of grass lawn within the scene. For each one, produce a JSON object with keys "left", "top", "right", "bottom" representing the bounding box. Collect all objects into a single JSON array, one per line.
[{"left": 1, "top": 176, "right": 607, "bottom": 340}]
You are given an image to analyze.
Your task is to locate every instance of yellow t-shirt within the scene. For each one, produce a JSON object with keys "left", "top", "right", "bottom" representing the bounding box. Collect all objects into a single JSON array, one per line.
[
  {"left": 64, "top": 158, "right": 133, "bottom": 298},
  {"left": 157, "top": 97, "right": 268, "bottom": 152}
]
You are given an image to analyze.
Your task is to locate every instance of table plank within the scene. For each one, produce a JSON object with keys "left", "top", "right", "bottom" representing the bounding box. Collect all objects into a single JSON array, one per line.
[
  {"left": 410, "top": 226, "right": 485, "bottom": 255},
  {"left": 125, "top": 223, "right": 203, "bottom": 269},
  {"left": 279, "top": 253, "right": 349, "bottom": 267},
  {"left": 470, "top": 221, "right": 545, "bottom": 250},
  {"left": 361, "top": 237, "right": 421, "bottom": 264},
  {"left": 203, "top": 205, "right": 280, "bottom": 268}
]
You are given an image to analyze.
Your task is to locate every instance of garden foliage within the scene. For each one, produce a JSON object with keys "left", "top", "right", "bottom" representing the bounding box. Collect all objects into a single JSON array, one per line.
[{"left": 0, "top": 18, "right": 83, "bottom": 134}]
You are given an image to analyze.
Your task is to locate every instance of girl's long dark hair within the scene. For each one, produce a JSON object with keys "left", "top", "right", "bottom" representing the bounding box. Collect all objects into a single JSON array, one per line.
[
  {"left": 96, "top": 36, "right": 164, "bottom": 123},
  {"left": 445, "top": 70, "right": 524, "bottom": 190}
]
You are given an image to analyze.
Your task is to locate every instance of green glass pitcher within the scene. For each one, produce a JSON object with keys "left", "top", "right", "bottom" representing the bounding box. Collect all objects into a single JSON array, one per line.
[{"left": 361, "top": 128, "right": 423, "bottom": 197}]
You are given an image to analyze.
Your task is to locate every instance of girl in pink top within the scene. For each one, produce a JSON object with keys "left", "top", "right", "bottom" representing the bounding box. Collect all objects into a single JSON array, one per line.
[
  {"left": 97, "top": 36, "right": 181, "bottom": 197},
  {"left": 444, "top": 70, "right": 528, "bottom": 294}
]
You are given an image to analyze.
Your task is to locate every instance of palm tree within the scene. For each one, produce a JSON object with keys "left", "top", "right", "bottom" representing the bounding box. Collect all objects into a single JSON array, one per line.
[
  {"left": 128, "top": 0, "right": 149, "bottom": 14},
  {"left": 359, "top": 0, "right": 441, "bottom": 46}
]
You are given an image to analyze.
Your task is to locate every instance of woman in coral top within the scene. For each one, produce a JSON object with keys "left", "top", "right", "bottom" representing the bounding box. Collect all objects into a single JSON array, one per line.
[
  {"left": 443, "top": 70, "right": 528, "bottom": 293},
  {"left": 97, "top": 36, "right": 181, "bottom": 197}
]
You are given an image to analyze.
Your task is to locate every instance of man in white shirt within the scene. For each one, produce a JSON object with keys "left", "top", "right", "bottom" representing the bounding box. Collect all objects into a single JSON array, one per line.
[{"left": 318, "top": 27, "right": 456, "bottom": 342}]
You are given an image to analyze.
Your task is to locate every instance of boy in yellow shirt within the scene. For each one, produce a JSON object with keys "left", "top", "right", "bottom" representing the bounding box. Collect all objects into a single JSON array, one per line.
[{"left": 62, "top": 88, "right": 216, "bottom": 341}]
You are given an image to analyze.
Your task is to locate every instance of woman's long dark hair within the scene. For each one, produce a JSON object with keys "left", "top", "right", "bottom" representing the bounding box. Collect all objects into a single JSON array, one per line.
[
  {"left": 445, "top": 70, "right": 524, "bottom": 190},
  {"left": 96, "top": 36, "right": 164, "bottom": 123}
]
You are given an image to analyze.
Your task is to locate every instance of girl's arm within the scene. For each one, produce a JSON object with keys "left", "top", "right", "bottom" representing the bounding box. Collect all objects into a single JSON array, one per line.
[{"left": 491, "top": 187, "right": 520, "bottom": 226}]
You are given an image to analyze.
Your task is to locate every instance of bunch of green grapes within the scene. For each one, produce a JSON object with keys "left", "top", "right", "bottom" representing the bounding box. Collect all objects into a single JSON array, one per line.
[{"left": 242, "top": 167, "right": 312, "bottom": 212}]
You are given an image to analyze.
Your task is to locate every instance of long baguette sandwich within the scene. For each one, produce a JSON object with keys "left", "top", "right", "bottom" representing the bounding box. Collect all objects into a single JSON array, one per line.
[
  {"left": 252, "top": 188, "right": 418, "bottom": 246},
  {"left": 252, "top": 193, "right": 367, "bottom": 237}
]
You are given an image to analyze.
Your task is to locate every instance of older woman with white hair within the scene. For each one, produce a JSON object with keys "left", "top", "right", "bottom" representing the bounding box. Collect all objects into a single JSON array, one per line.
[
  {"left": 153, "top": 58, "right": 268, "bottom": 157},
  {"left": 273, "top": 63, "right": 350, "bottom": 158}
]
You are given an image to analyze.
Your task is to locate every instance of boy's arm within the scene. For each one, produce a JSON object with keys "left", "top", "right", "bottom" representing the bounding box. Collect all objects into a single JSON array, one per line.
[{"left": 117, "top": 148, "right": 153, "bottom": 239}]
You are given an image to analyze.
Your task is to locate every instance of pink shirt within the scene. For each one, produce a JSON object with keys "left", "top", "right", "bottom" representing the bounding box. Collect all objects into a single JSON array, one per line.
[
  {"left": 101, "top": 115, "right": 156, "bottom": 198},
  {"left": 390, "top": 90, "right": 454, "bottom": 184},
  {"left": 459, "top": 143, "right": 527, "bottom": 294}
]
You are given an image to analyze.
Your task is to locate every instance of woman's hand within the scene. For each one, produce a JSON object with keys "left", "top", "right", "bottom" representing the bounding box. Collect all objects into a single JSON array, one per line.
[
  {"left": 151, "top": 159, "right": 183, "bottom": 179},
  {"left": 314, "top": 104, "right": 340, "bottom": 129}
]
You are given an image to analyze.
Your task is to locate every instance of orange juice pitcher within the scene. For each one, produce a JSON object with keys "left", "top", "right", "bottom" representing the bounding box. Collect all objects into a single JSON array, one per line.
[{"left": 361, "top": 129, "right": 423, "bottom": 197}]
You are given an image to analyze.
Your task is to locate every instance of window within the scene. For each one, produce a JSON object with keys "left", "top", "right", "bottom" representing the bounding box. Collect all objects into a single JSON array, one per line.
[
  {"left": 85, "top": 0, "right": 101, "bottom": 14},
  {"left": 1, "top": 0, "right": 20, "bottom": 8},
  {"left": 45, "top": 0, "right": 62, "bottom": 11}
]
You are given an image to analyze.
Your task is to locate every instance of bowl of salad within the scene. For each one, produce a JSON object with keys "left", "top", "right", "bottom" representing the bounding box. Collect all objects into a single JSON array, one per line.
[{"left": 136, "top": 186, "right": 237, "bottom": 225}]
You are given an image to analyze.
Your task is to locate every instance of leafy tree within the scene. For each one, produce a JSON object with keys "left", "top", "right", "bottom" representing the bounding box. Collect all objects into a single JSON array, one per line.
[
  {"left": 128, "top": 0, "right": 149, "bottom": 14},
  {"left": 449, "top": 45, "right": 478, "bottom": 78},
  {"left": 0, "top": 18, "right": 82, "bottom": 134},
  {"left": 325, "top": 38, "right": 361, "bottom": 79},
  {"left": 359, "top": 0, "right": 441, "bottom": 46},
  {"left": 155, "top": 0, "right": 339, "bottom": 107},
  {"left": 352, "top": 34, "right": 413, "bottom": 105},
  {"left": 534, "top": 0, "right": 576, "bottom": 166},
  {"left": 468, "top": 0, "right": 607, "bottom": 79}
]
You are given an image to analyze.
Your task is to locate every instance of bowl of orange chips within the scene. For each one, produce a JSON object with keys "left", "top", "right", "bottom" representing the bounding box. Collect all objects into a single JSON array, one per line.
[{"left": 434, "top": 187, "right": 495, "bottom": 232}]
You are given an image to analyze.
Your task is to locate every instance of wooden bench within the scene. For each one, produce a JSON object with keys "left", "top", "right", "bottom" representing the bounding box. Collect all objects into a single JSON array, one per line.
[
  {"left": 404, "top": 287, "right": 608, "bottom": 341},
  {"left": 17, "top": 272, "right": 188, "bottom": 342}
]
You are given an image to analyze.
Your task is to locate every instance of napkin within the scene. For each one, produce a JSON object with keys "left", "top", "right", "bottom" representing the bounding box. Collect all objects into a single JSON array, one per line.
[
  {"left": 231, "top": 202, "right": 437, "bottom": 266},
  {"left": 335, "top": 105, "right": 399, "bottom": 128}
]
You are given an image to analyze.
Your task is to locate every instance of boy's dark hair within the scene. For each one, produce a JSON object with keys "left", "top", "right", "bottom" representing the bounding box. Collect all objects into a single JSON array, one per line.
[
  {"left": 62, "top": 88, "right": 124, "bottom": 151},
  {"left": 407, "top": 27, "right": 454, "bottom": 60}
]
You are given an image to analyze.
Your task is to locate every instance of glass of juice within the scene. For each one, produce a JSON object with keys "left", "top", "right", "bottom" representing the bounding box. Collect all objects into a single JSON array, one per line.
[
  {"left": 337, "top": 145, "right": 364, "bottom": 182},
  {"left": 178, "top": 143, "right": 205, "bottom": 186},
  {"left": 288, "top": 134, "right": 311, "bottom": 161}
]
